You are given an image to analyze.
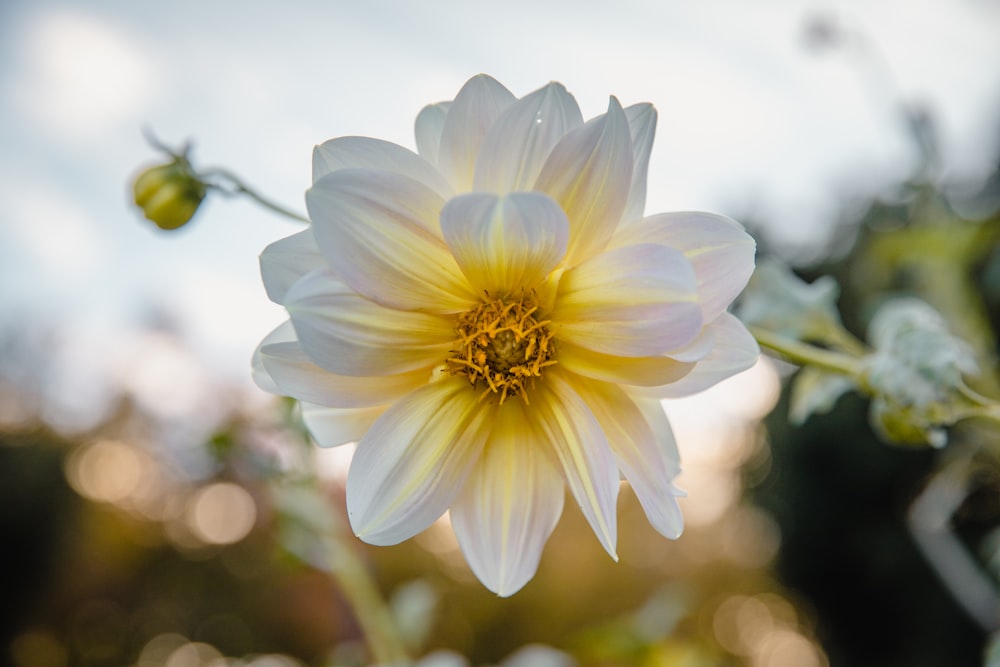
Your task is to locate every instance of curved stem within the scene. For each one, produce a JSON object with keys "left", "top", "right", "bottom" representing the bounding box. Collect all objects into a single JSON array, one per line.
[
  {"left": 749, "top": 325, "right": 864, "bottom": 379},
  {"left": 203, "top": 167, "right": 311, "bottom": 224},
  {"left": 907, "top": 456, "right": 1000, "bottom": 631}
]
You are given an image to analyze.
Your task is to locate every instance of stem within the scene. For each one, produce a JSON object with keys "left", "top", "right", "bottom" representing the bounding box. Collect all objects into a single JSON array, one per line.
[
  {"left": 907, "top": 457, "right": 1000, "bottom": 631},
  {"left": 749, "top": 325, "right": 864, "bottom": 379},
  {"left": 825, "top": 325, "right": 868, "bottom": 357},
  {"left": 276, "top": 418, "right": 410, "bottom": 665},
  {"left": 203, "top": 167, "right": 311, "bottom": 224},
  {"left": 323, "top": 527, "right": 410, "bottom": 665},
  {"left": 952, "top": 404, "right": 1000, "bottom": 426}
]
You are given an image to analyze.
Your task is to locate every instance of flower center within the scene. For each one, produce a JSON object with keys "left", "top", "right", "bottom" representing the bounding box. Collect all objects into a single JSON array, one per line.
[{"left": 445, "top": 295, "right": 556, "bottom": 404}]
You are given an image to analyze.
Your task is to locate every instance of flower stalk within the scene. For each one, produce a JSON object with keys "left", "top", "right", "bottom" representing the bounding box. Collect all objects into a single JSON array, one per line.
[
  {"left": 322, "top": 528, "right": 410, "bottom": 665},
  {"left": 749, "top": 325, "right": 865, "bottom": 380},
  {"left": 202, "top": 167, "right": 311, "bottom": 224}
]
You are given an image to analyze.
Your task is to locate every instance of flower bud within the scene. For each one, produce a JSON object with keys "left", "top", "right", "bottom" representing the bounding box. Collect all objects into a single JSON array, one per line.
[{"left": 132, "top": 158, "right": 206, "bottom": 230}]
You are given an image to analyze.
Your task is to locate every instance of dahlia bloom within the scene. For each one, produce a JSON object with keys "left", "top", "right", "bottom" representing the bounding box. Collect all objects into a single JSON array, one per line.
[{"left": 254, "top": 75, "right": 757, "bottom": 596}]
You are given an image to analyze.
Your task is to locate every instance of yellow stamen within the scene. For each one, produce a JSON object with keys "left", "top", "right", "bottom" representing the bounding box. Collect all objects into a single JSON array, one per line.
[{"left": 444, "top": 294, "right": 556, "bottom": 404}]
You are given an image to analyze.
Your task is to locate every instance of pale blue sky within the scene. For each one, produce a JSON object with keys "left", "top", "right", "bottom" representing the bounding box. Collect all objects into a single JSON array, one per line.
[{"left": 1, "top": 0, "right": 998, "bottom": 403}]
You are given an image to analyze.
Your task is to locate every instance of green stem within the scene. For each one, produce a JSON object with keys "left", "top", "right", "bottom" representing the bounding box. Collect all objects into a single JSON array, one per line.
[
  {"left": 749, "top": 325, "right": 865, "bottom": 379},
  {"left": 825, "top": 325, "right": 868, "bottom": 357},
  {"left": 322, "top": 526, "right": 410, "bottom": 665},
  {"left": 278, "top": 415, "right": 410, "bottom": 665},
  {"left": 203, "top": 167, "right": 311, "bottom": 224}
]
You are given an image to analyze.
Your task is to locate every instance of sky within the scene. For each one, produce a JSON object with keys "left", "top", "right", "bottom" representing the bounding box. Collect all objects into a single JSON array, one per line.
[{"left": 1, "top": 0, "right": 999, "bottom": 411}]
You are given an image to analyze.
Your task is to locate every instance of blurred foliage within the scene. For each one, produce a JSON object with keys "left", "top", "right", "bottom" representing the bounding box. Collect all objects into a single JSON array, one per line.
[{"left": 744, "top": 103, "right": 1000, "bottom": 667}]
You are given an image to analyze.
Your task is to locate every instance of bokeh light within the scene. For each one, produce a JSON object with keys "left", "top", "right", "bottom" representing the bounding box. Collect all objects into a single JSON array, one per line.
[{"left": 186, "top": 483, "right": 257, "bottom": 546}]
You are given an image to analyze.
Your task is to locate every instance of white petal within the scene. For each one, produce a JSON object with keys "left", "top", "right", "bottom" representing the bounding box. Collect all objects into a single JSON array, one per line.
[
  {"left": 633, "top": 395, "right": 681, "bottom": 475},
  {"left": 307, "top": 168, "right": 476, "bottom": 312},
  {"left": 615, "top": 212, "right": 756, "bottom": 322},
  {"left": 259, "top": 230, "right": 326, "bottom": 305},
  {"left": 414, "top": 101, "right": 451, "bottom": 166},
  {"left": 553, "top": 243, "right": 702, "bottom": 357},
  {"left": 259, "top": 337, "right": 431, "bottom": 408},
  {"left": 534, "top": 97, "right": 633, "bottom": 266},
  {"left": 664, "top": 322, "right": 716, "bottom": 362},
  {"left": 557, "top": 342, "right": 694, "bottom": 387},
  {"left": 301, "top": 402, "right": 385, "bottom": 447},
  {"left": 619, "top": 103, "right": 657, "bottom": 227},
  {"left": 573, "top": 378, "right": 684, "bottom": 539},
  {"left": 437, "top": 75, "right": 516, "bottom": 191},
  {"left": 473, "top": 82, "right": 583, "bottom": 194},
  {"left": 451, "top": 400, "right": 565, "bottom": 597},
  {"left": 347, "top": 378, "right": 492, "bottom": 545},
  {"left": 531, "top": 371, "right": 618, "bottom": 559},
  {"left": 312, "top": 137, "right": 453, "bottom": 200},
  {"left": 440, "top": 192, "right": 568, "bottom": 296},
  {"left": 648, "top": 312, "right": 760, "bottom": 398},
  {"left": 252, "top": 321, "right": 297, "bottom": 393},
  {"left": 285, "top": 268, "right": 454, "bottom": 376}
]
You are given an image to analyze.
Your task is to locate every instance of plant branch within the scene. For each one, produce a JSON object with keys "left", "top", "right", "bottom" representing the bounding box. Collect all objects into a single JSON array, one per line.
[
  {"left": 749, "top": 325, "right": 864, "bottom": 379},
  {"left": 203, "top": 167, "right": 311, "bottom": 224}
]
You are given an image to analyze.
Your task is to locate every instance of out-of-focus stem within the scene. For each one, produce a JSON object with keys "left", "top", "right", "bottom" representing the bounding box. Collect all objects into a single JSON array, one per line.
[
  {"left": 322, "top": 527, "right": 410, "bottom": 665},
  {"left": 750, "top": 325, "right": 864, "bottom": 379},
  {"left": 907, "top": 458, "right": 1000, "bottom": 632}
]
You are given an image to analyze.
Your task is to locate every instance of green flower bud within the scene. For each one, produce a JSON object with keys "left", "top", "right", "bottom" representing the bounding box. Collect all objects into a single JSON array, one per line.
[{"left": 132, "top": 158, "right": 206, "bottom": 230}]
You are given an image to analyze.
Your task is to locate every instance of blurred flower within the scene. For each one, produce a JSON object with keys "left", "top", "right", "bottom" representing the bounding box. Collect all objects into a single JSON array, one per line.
[
  {"left": 254, "top": 75, "right": 757, "bottom": 595},
  {"left": 863, "top": 298, "right": 978, "bottom": 447},
  {"left": 132, "top": 155, "right": 206, "bottom": 230}
]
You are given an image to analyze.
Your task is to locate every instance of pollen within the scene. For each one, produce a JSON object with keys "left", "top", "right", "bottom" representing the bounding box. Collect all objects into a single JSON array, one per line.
[{"left": 445, "top": 295, "right": 556, "bottom": 404}]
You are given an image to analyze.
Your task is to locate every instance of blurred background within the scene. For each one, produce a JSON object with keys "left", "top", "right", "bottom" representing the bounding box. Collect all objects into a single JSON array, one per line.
[{"left": 2, "top": 0, "right": 1000, "bottom": 665}]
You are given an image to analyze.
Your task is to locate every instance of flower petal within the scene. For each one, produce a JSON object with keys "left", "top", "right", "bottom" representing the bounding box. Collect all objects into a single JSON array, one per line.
[
  {"left": 664, "top": 322, "right": 716, "bottom": 362},
  {"left": 259, "top": 337, "right": 431, "bottom": 408},
  {"left": 259, "top": 229, "right": 326, "bottom": 305},
  {"left": 301, "top": 402, "right": 386, "bottom": 447},
  {"left": 647, "top": 312, "right": 760, "bottom": 398},
  {"left": 415, "top": 101, "right": 451, "bottom": 166},
  {"left": 553, "top": 243, "right": 702, "bottom": 357},
  {"left": 534, "top": 97, "right": 633, "bottom": 266},
  {"left": 531, "top": 370, "right": 618, "bottom": 559},
  {"left": 614, "top": 212, "right": 756, "bottom": 322},
  {"left": 571, "top": 378, "right": 684, "bottom": 539},
  {"left": 285, "top": 268, "right": 454, "bottom": 376},
  {"left": 312, "top": 136, "right": 453, "bottom": 199},
  {"left": 251, "top": 320, "right": 296, "bottom": 393},
  {"left": 473, "top": 82, "right": 583, "bottom": 194},
  {"left": 619, "top": 103, "right": 657, "bottom": 227},
  {"left": 307, "top": 168, "right": 476, "bottom": 312},
  {"left": 437, "top": 75, "right": 516, "bottom": 191},
  {"left": 451, "top": 400, "right": 565, "bottom": 597},
  {"left": 557, "top": 341, "right": 695, "bottom": 387},
  {"left": 440, "top": 192, "right": 568, "bottom": 296},
  {"left": 347, "top": 378, "right": 493, "bottom": 545}
]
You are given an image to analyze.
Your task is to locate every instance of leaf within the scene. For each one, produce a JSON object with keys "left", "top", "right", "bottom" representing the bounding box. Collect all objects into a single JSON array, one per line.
[{"left": 788, "top": 366, "right": 856, "bottom": 425}]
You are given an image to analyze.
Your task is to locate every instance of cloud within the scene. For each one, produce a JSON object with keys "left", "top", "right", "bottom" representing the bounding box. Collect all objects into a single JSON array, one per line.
[{"left": 8, "top": 8, "right": 158, "bottom": 143}]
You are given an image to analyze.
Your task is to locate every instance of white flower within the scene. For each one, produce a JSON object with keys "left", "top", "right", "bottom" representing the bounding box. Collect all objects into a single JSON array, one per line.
[{"left": 254, "top": 75, "right": 758, "bottom": 596}]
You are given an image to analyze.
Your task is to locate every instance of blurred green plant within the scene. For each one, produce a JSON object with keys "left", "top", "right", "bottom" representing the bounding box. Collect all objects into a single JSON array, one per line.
[{"left": 740, "top": 264, "right": 997, "bottom": 448}]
